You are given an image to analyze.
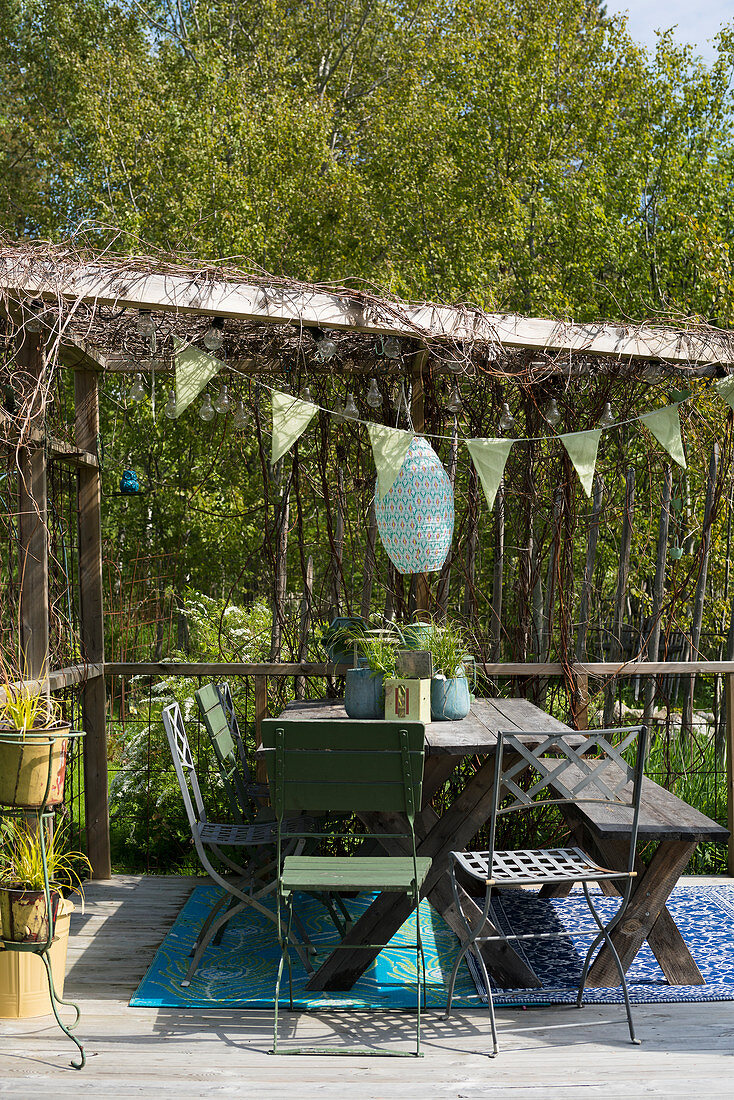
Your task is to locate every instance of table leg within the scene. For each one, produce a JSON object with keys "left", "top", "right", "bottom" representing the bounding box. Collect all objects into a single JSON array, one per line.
[
  {"left": 585, "top": 835, "right": 703, "bottom": 987},
  {"left": 305, "top": 754, "right": 541, "bottom": 992}
]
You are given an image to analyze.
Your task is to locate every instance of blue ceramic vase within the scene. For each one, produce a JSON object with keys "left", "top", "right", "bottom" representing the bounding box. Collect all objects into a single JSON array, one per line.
[
  {"left": 431, "top": 675, "right": 471, "bottom": 721},
  {"left": 344, "top": 666, "right": 385, "bottom": 719}
]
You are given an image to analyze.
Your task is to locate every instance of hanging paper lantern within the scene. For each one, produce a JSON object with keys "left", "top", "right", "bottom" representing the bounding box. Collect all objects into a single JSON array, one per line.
[{"left": 375, "top": 437, "right": 454, "bottom": 573}]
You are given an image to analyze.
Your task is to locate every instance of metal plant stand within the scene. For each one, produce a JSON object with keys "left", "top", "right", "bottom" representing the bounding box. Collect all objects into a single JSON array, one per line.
[{"left": 0, "top": 728, "right": 86, "bottom": 1069}]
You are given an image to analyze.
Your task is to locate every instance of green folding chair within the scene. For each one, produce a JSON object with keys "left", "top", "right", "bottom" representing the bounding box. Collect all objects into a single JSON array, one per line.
[{"left": 260, "top": 718, "right": 431, "bottom": 1057}]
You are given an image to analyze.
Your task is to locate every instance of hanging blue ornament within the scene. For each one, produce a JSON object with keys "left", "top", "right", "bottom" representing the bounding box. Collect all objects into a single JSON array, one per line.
[
  {"left": 119, "top": 469, "right": 141, "bottom": 495},
  {"left": 375, "top": 437, "right": 454, "bottom": 574}
]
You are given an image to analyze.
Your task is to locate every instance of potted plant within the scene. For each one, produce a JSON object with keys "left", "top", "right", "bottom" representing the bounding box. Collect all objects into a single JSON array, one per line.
[
  {"left": 0, "top": 818, "right": 90, "bottom": 1019},
  {"left": 422, "top": 620, "right": 474, "bottom": 721},
  {"left": 320, "top": 616, "right": 368, "bottom": 666},
  {"left": 0, "top": 658, "right": 71, "bottom": 809},
  {"left": 344, "top": 632, "right": 400, "bottom": 719}
]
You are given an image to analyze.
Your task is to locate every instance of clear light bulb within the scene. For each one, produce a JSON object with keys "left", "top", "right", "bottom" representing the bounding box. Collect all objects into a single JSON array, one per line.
[
  {"left": 446, "top": 353, "right": 464, "bottom": 374},
  {"left": 316, "top": 335, "right": 338, "bottom": 362},
  {"left": 366, "top": 378, "right": 382, "bottom": 408},
  {"left": 164, "top": 389, "right": 177, "bottom": 418},
  {"left": 343, "top": 392, "right": 359, "bottom": 419},
  {"left": 203, "top": 320, "right": 224, "bottom": 352},
  {"left": 129, "top": 374, "right": 147, "bottom": 402},
  {"left": 381, "top": 336, "right": 401, "bottom": 359},
  {"left": 499, "top": 401, "right": 515, "bottom": 433},
  {"left": 199, "top": 392, "right": 215, "bottom": 421},
  {"left": 332, "top": 398, "right": 346, "bottom": 424},
  {"left": 446, "top": 384, "right": 463, "bottom": 414},
  {"left": 213, "top": 384, "right": 231, "bottom": 414},
  {"left": 232, "top": 399, "right": 250, "bottom": 428},
  {"left": 545, "top": 398, "right": 561, "bottom": 427},
  {"left": 599, "top": 401, "right": 615, "bottom": 428},
  {"left": 300, "top": 384, "right": 314, "bottom": 403},
  {"left": 136, "top": 310, "right": 155, "bottom": 339}
]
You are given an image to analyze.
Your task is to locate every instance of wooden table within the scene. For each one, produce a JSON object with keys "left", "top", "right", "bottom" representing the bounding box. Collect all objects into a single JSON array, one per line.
[
  {"left": 278, "top": 696, "right": 572, "bottom": 993},
  {"left": 276, "top": 698, "right": 728, "bottom": 993}
]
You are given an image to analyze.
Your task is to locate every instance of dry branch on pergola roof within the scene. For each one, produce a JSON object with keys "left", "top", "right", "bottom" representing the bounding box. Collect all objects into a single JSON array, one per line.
[{"left": 1, "top": 237, "right": 734, "bottom": 386}]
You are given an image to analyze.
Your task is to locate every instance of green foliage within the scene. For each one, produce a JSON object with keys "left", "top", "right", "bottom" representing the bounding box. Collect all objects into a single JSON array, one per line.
[{"left": 0, "top": 819, "right": 92, "bottom": 893}]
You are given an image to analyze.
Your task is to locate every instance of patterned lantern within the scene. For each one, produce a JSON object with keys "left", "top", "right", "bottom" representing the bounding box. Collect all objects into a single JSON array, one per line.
[{"left": 375, "top": 437, "right": 454, "bottom": 573}]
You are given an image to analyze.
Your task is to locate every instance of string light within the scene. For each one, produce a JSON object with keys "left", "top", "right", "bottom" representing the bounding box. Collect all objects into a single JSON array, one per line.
[
  {"left": 499, "top": 402, "right": 515, "bottom": 433},
  {"left": 544, "top": 398, "right": 561, "bottom": 428},
  {"left": 232, "top": 400, "right": 250, "bottom": 428},
  {"left": 599, "top": 401, "right": 615, "bottom": 428},
  {"left": 136, "top": 310, "right": 155, "bottom": 339},
  {"left": 446, "top": 384, "right": 463, "bottom": 414},
  {"left": 164, "top": 389, "right": 177, "bottom": 418},
  {"left": 199, "top": 392, "right": 215, "bottom": 421},
  {"left": 129, "top": 374, "right": 147, "bottom": 402},
  {"left": 380, "top": 336, "right": 401, "bottom": 359},
  {"left": 366, "top": 378, "right": 382, "bottom": 408},
  {"left": 315, "top": 334, "right": 338, "bottom": 362},
  {"left": 300, "top": 384, "right": 314, "bottom": 402},
  {"left": 203, "top": 318, "right": 224, "bottom": 352},
  {"left": 343, "top": 393, "right": 359, "bottom": 419},
  {"left": 213, "top": 384, "right": 231, "bottom": 415},
  {"left": 332, "top": 397, "right": 346, "bottom": 424}
]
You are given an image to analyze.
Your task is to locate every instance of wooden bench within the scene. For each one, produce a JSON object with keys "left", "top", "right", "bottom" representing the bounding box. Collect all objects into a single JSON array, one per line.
[{"left": 543, "top": 773, "right": 729, "bottom": 987}]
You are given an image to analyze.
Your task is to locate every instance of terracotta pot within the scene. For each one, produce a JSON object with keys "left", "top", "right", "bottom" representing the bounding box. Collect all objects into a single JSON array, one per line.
[
  {"left": 0, "top": 884, "right": 61, "bottom": 944},
  {"left": 0, "top": 725, "right": 70, "bottom": 808}
]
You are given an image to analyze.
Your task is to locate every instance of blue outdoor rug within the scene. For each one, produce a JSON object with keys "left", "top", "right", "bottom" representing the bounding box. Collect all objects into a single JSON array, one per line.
[
  {"left": 468, "top": 883, "right": 734, "bottom": 1006},
  {"left": 130, "top": 884, "right": 482, "bottom": 1010},
  {"left": 130, "top": 882, "right": 734, "bottom": 1010}
]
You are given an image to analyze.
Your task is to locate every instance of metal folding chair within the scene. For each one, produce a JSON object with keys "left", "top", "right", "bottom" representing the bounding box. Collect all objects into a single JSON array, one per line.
[
  {"left": 261, "top": 717, "right": 431, "bottom": 1057},
  {"left": 162, "top": 701, "right": 318, "bottom": 985},
  {"left": 444, "top": 724, "right": 648, "bottom": 1055}
]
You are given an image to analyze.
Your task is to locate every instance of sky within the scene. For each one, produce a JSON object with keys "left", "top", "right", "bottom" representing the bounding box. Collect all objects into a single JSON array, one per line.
[{"left": 606, "top": 2, "right": 734, "bottom": 62}]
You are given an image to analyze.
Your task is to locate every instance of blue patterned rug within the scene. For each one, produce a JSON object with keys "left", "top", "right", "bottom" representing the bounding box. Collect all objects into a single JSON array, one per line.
[
  {"left": 130, "top": 884, "right": 482, "bottom": 1009},
  {"left": 468, "top": 883, "right": 734, "bottom": 1005},
  {"left": 130, "top": 882, "right": 734, "bottom": 1010}
]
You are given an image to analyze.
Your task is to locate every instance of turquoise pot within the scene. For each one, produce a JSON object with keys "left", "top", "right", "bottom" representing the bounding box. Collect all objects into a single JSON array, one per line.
[
  {"left": 321, "top": 616, "right": 365, "bottom": 666},
  {"left": 400, "top": 622, "right": 433, "bottom": 650},
  {"left": 431, "top": 675, "right": 471, "bottom": 721},
  {"left": 344, "top": 667, "right": 385, "bottom": 719}
]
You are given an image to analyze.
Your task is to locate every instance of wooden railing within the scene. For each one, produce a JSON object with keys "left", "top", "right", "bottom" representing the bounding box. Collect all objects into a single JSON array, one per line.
[{"left": 24, "top": 659, "right": 734, "bottom": 878}]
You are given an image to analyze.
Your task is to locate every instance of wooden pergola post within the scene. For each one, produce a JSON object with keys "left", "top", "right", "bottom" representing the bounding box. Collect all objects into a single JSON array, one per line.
[
  {"left": 16, "top": 326, "right": 49, "bottom": 676},
  {"left": 75, "top": 369, "right": 111, "bottom": 879}
]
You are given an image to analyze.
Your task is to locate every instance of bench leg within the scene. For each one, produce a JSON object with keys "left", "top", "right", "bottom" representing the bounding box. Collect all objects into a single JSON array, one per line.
[{"left": 585, "top": 837, "right": 704, "bottom": 987}]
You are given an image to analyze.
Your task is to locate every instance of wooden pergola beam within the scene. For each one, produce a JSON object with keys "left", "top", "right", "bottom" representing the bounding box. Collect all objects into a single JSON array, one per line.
[{"left": 2, "top": 255, "right": 733, "bottom": 366}]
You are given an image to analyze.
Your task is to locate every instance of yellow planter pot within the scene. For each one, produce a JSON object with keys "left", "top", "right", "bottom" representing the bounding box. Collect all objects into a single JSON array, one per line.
[
  {"left": 0, "top": 726, "right": 70, "bottom": 808},
  {"left": 0, "top": 897, "right": 74, "bottom": 1018}
]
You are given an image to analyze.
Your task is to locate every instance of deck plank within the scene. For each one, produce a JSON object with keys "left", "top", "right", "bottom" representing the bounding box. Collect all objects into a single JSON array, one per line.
[{"left": 1, "top": 874, "right": 733, "bottom": 1098}]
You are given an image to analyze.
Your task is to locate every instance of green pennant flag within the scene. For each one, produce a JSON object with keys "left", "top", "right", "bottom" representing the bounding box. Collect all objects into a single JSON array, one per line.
[
  {"left": 559, "top": 429, "right": 602, "bottom": 497},
  {"left": 271, "top": 390, "right": 319, "bottom": 464},
  {"left": 368, "top": 423, "right": 414, "bottom": 498},
  {"left": 715, "top": 376, "right": 734, "bottom": 412},
  {"left": 466, "top": 438, "right": 513, "bottom": 510},
  {"left": 173, "top": 336, "right": 222, "bottom": 416},
  {"left": 640, "top": 405, "right": 687, "bottom": 468}
]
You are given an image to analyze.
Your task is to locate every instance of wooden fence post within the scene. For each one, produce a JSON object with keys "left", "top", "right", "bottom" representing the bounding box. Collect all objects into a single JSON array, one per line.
[
  {"left": 254, "top": 674, "right": 269, "bottom": 789},
  {"left": 573, "top": 671, "right": 589, "bottom": 731},
  {"left": 75, "top": 369, "right": 111, "bottom": 879},
  {"left": 727, "top": 672, "right": 734, "bottom": 878}
]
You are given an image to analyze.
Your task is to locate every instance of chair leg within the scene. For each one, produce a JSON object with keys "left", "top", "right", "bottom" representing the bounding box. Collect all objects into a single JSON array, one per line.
[{"left": 577, "top": 882, "right": 640, "bottom": 1045}]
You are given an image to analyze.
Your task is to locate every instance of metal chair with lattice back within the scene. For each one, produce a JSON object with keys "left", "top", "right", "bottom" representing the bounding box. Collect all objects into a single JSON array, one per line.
[
  {"left": 260, "top": 717, "right": 431, "bottom": 1057},
  {"left": 443, "top": 724, "right": 648, "bottom": 1056},
  {"left": 162, "top": 700, "right": 318, "bottom": 985}
]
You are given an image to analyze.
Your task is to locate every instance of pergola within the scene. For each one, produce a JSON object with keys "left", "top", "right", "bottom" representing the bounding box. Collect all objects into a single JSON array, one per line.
[{"left": 2, "top": 239, "right": 734, "bottom": 881}]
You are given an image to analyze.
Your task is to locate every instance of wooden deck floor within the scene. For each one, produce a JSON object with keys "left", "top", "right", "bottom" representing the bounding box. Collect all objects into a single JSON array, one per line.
[{"left": 1, "top": 874, "right": 733, "bottom": 1098}]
